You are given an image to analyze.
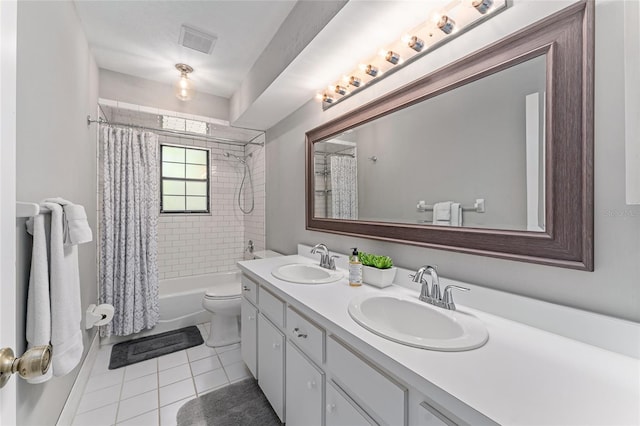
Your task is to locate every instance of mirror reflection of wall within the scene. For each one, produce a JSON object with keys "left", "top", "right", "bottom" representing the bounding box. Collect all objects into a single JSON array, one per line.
[{"left": 314, "top": 54, "right": 547, "bottom": 232}]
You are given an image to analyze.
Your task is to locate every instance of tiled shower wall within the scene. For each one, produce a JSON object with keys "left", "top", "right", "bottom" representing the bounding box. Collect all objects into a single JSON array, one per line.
[
  {"left": 243, "top": 139, "right": 266, "bottom": 257},
  {"left": 98, "top": 103, "right": 265, "bottom": 281}
]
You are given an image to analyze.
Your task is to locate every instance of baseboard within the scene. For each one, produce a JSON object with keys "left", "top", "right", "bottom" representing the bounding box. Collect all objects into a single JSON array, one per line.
[{"left": 56, "top": 331, "right": 100, "bottom": 426}]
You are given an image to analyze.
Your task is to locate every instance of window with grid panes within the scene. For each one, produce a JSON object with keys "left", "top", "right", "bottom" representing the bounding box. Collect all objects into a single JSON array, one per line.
[{"left": 160, "top": 144, "right": 210, "bottom": 213}]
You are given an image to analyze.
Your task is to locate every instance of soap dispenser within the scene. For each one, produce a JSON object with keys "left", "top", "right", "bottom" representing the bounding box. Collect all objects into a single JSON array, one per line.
[{"left": 349, "top": 248, "right": 363, "bottom": 287}]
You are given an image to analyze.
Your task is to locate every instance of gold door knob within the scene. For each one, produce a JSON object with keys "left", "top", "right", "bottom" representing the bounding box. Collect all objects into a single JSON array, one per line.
[{"left": 0, "top": 345, "right": 52, "bottom": 388}]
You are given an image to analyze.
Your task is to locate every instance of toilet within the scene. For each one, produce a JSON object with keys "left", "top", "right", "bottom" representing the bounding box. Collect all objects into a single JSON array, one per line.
[
  {"left": 202, "top": 250, "right": 281, "bottom": 347},
  {"left": 202, "top": 281, "right": 242, "bottom": 347}
]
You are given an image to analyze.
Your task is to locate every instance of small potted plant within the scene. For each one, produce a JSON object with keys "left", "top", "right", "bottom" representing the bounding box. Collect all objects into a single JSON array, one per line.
[{"left": 359, "top": 252, "right": 397, "bottom": 288}]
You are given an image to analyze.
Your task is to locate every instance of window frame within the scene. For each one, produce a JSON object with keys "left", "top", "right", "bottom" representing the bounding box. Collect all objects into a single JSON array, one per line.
[{"left": 160, "top": 143, "right": 211, "bottom": 214}]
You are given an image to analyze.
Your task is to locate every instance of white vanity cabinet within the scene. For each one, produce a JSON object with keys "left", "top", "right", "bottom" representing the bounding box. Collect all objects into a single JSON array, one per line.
[
  {"left": 257, "top": 314, "right": 285, "bottom": 422},
  {"left": 240, "top": 272, "right": 474, "bottom": 426}
]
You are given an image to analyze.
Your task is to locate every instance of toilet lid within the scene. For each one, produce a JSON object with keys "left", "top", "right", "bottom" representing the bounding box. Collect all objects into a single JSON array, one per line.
[{"left": 205, "top": 282, "right": 241, "bottom": 299}]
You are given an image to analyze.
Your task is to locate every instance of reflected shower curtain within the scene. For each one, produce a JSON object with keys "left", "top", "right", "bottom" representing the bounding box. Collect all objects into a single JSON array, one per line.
[
  {"left": 100, "top": 126, "right": 159, "bottom": 336},
  {"left": 330, "top": 156, "right": 358, "bottom": 219}
]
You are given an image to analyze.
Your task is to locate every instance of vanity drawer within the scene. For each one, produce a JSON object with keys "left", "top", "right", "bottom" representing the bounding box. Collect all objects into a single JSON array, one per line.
[
  {"left": 327, "top": 336, "right": 407, "bottom": 426},
  {"left": 259, "top": 286, "right": 285, "bottom": 328},
  {"left": 241, "top": 275, "right": 258, "bottom": 305},
  {"left": 286, "top": 306, "right": 324, "bottom": 366}
]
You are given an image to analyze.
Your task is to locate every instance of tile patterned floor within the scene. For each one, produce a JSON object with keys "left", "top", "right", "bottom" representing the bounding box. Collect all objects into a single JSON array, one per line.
[{"left": 72, "top": 323, "right": 251, "bottom": 426}]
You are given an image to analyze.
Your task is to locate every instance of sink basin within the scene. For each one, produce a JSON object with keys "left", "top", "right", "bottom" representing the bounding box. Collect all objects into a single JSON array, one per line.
[
  {"left": 348, "top": 295, "right": 488, "bottom": 351},
  {"left": 272, "top": 263, "right": 343, "bottom": 284}
]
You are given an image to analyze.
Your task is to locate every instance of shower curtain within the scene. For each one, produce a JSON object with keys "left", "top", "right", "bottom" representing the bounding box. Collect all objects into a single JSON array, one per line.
[
  {"left": 330, "top": 156, "right": 358, "bottom": 219},
  {"left": 100, "top": 126, "right": 159, "bottom": 337}
]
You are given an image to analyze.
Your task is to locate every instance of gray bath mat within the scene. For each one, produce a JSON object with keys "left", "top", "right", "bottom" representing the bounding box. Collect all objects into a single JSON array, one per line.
[
  {"left": 176, "top": 378, "right": 281, "bottom": 426},
  {"left": 109, "top": 326, "right": 203, "bottom": 369}
]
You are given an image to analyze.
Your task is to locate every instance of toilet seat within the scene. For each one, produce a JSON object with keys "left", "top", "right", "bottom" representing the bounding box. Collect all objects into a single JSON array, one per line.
[{"left": 204, "top": 282, "right": 241, "bottom": 300}]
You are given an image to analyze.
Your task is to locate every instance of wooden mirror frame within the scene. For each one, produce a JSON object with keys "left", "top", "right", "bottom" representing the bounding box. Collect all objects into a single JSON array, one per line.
[{"left": 306, "top": 1, "right": 594, "bottom": 271}]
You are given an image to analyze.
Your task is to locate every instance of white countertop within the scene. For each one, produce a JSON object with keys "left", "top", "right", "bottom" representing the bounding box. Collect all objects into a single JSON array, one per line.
[{"left": 238, "top": 255, "right": 640, "bottom": 425}]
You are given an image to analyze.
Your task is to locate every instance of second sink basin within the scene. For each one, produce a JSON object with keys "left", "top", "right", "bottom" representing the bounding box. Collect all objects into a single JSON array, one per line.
[
  {"left": 348, "top": 295, "right": 488, "bottom": 351},
  {"left": 272, "top": 263, "right": 343, "bottom": 284}
]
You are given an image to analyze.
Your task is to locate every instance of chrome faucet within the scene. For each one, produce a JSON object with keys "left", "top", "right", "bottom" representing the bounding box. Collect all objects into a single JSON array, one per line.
[
  {"left": 310, "top": 243, "right": 337, "bottom": 270},
  {"left": 410, "top": 265, "right": 469, "bottom": 310}
]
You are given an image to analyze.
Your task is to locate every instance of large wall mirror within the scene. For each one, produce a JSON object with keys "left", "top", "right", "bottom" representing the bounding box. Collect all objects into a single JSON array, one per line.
[{"left": 306, "top": 1, "right": 594, "bottom": 270}]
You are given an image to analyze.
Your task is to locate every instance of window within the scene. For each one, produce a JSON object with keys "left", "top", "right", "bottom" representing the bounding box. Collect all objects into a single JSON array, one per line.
[
  {"left": 161, "top": 116, "right": 208, "bottom": 135},
  {"left": 160, "top": 144, "right": 210, "bottom": 213}
]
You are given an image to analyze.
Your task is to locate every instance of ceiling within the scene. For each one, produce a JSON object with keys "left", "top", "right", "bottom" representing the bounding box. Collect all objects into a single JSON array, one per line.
[{"left": 74, "top": 1, "right": 449, "bottom": 130}]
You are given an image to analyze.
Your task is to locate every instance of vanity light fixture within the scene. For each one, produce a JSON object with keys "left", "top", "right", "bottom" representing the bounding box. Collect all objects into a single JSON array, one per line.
[
  {"left": 348, "top": 76, "right": 362, "bottom": 87},
  {"left": 317, "top": 0, "right": 507, "bottom": 110},
  {"left": 333, "top": 85, "right": 348, "bottom": 95},
  {"left": 174, "top": 63, "right": 195, "bottom": 101},
  {"left": 362, "top": 64, "right": 379, "bottom": 77},
  {"left": 322, "top": 93, "right": 335, "bottom": 104},
  {"left": 407, "top": 35, "right": 425, "bottom": 52},
  {"left": 437, "top": 15, "right": 455, "bottom": 34},
  {"left": 384, "top": 50, "right": 401, "bottom": 65},
  {"left": 472, "top": 0, "right": 494, "bottom": 14}
]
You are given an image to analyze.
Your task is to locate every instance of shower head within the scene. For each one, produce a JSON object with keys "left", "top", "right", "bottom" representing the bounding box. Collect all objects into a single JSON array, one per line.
[{"left": 224, "top": 152, "right": 252, "bottom": 164}]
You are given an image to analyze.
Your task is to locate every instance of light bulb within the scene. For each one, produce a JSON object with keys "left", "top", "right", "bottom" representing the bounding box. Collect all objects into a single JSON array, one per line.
[
  {"left": 174, "top": 63, "right": 195, "bottom": 101},
  {"left": 472, "top": 0, "right": 493, "bottom": 14},
  {"left": 408, "top": 36, "right": 425, "bottom": 52},
  {"left": 437, "top": 15, "right": 455, "bottom": 34},
  {"left": 385, "top": 51, "right": 400, "bottom": 65}
]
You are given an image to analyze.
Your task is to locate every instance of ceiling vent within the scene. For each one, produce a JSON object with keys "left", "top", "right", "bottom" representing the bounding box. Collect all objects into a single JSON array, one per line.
[{"left": 179, "top": 25, "right": 217, "bottom": 55}]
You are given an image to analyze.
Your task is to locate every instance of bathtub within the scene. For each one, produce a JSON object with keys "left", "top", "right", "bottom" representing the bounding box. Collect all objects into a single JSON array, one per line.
[
  {"left": 102, "top": 271, "right": 242, "bottom": 344},
  {"left": 157, "top": 271, "right": 241, "bottom": 333}
]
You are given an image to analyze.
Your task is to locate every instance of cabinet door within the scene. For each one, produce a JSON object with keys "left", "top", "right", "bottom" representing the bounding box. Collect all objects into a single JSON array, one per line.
[
  {"left": 286, "top": 343, "right": 324, "bottom": 426},
  {"left": 258, "top": 314, "right": 285, "bottom": 422},
  {"left": 326, "top": 381, "right": 375, "bottom": 426},
  {"left": 241, "top": 297, "right": 258, "bottom": 378}
]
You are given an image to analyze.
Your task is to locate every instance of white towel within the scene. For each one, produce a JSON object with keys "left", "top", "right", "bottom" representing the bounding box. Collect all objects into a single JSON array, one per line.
[
  {"left": 25, "top": 214, "right": 53, "bottom": 383},
  {"left": 433, "top": 201, "right": 452, "bottom": 225},
  {"left": 63, "top": 204, "right": 93, "bottom": 245},
  {"left": 450, "top": 202, "right": 463, "bottom": 227},
  {"left": 44, "top": 197, "right": 93, "bottom": 246},
  {"left": 44, "top": 202, "right": 83, "bottom": 376}
]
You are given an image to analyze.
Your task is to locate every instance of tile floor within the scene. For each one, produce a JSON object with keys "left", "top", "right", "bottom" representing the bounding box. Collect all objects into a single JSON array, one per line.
[{"left": 72, "top": 323, "right": 251, "bottom": 426}]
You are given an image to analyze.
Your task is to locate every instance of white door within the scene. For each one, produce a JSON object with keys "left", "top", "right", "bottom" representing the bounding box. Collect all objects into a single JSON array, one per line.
[
  {"left": 240, "top": 297, "right": 258, "bottom": 378},
  {"left": 0, "top": 1, "right": 18, "bottom": 425},
  {"left": 285, "top": 343, "right": 323, "bottom": 426},
  {"left": 257, "top": 314, "right": 285, "bottom": 422}
]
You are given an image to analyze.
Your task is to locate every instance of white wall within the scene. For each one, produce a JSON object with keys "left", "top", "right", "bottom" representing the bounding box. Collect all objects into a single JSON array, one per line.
[
  {"left": 15, "top": 1, "right": 99, "bottom": 424},
  {"left": 100, "top": 69, "right": 230, "bottom": 121},
  {"left": 265, "top": 1, "right": 640, "bottom": 323}
]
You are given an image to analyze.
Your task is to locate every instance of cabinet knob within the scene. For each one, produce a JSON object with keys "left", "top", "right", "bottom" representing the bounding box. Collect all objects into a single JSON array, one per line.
[
  {"left": 307, "top": 380, "right": 316, "bottom": 390},
  {"left": 242, "top": 286, "right": 251, "bottom": 291},
  {"left": 247, "top": 315, "right": 255, "bottom": 321},
  {"left": 326, "top": 404, "right": 336, "bottom": 414},
  {"left": 293, "top": 327, "right": 308, "bottom": 339},
  {"left": 272, "top": 342, "right": 280, "bottom": 349}
]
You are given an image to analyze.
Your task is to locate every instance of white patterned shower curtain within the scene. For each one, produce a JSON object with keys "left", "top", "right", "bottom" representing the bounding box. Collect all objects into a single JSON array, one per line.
[
  {"left": 330, "top": 156, "right": 358, "bottom": 219},
  {"left": 100, "top": 126, "right": 160, "bottom": 337}
]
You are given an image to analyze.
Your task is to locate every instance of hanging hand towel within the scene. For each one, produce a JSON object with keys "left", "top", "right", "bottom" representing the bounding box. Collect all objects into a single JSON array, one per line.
[
  {"left": 44, "top": 197, "right": 93, "bottom": 246},
  {"left": 25, "top": 214, "right": 53, "bottom": 383},
  {"left": 44, "top": 202, "right": 83, "bottom": 376},
  {"left": 450, "top": 202, "right": 463, "bottom": 227},
  {"left": 432, "top": 201, "right": 452, "bottom": 226}
]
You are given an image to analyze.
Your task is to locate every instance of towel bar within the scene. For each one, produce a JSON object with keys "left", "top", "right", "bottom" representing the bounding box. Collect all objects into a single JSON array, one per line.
[
  {"left": 416, "top": 199, "right": 485, "bottom": 213},
  {"left": 16, "top": 202, "right": 51, "bottom": 218}
]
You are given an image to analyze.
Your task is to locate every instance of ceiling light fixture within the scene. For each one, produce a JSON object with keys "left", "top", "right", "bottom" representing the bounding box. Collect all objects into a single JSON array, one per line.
[
  {"left": 175, "top": 63, "right": 195, "bottom": 101},
  {"left": 317, "top": 0, "right": 507, "bottom": 110}
]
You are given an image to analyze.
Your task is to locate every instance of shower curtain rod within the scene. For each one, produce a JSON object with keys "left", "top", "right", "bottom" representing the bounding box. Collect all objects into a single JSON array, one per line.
[
  {"left": 86, "top": 116, "right": 264, "bottom": 147},
  {"left": 315, "top": 150, "right": 355, "bottom": 158}
]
